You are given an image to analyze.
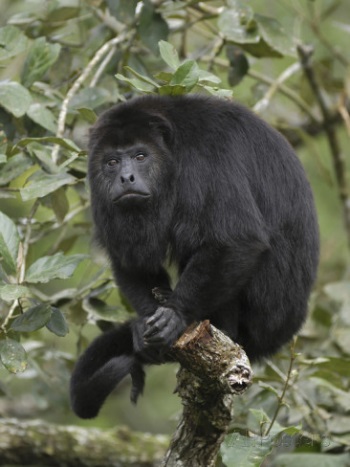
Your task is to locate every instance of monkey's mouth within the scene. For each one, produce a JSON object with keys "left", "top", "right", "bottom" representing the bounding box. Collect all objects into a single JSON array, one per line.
[{"left": 113, "top": 191, "right": 151, "bottom": 204}]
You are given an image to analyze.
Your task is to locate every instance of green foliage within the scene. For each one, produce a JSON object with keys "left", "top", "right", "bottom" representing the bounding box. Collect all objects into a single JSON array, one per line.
[
  {"left": 0, "top": 338, "right": 27, "bottom": 373},
  {"left": 0, "top": 0, "right": 350, "bottom": 463},
  {"left": 0, "top": 211, "right": 20, "bottom": 273},
  {"left": 0, "top": 81, "right": 32, "bottom": 117},
  {"left": 21, "top": 37, "right": 61, "bottom": 88}
]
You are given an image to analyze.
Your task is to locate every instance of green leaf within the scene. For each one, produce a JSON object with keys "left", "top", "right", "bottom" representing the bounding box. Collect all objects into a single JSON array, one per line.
[
  {"left": 14, "top": 136, "right": 81, "bottom": 153},
  {"left": 27, "top": 144, "right": 59, "bottom": 174},
  {"left": 25, "top": 252, "right": 87, "bottom": 283},
  {"left": 20, "top": 171, "right": 76, "bottom": 201},
  {"left": 0, "top": 284, "right": 31, "bottom": 302},
  {"left": 159, "top": 84, "right": 187, "bottom": 96},
  {"left": 47, "top": 1, "right": 80, "bottom": 22},
  {"left": 255, "top": 14, "right": 296, "bottom": 57},
  {"left": 226, "top": 45, "right": 249, "bottom": 86},
  {"left": 159, "top": 40, "right": 180, "bottom": 70},
  {"left": 77, "top": 107, "right": 97, "bottom": 124},
  {"left": 0, "top": 211, "right": 20, "bottom": 274},
  {"left": 116, "top": 74, "right": 156, "bottom": 93},
  {"left": 301, "top": 356, "right": 350, "bottom": 378},
  {"left": 333, "top": 327, "right": 350, "bottom": 354},
  {"left": 0, "top": 25, "right": 29, "bottom": 61},
  {"left": 0, "top": 339, "right": 27, "bottom": 373},
  {"left": 27, "top": 103, "right": 57, "bottom": 133},
  {"left": 170, "top": 60, "right": 199, "bottom": 90},
  {"left": 107, "top": 0, "right": 138, "bottom": 23},
  {"left": 123, "top": 66, "right": 159, "bottom": 87},
  {"left": 154, "top": 71, "right": 173, "bottom": 83},
  {"left": 82, "top": 297, "right": 130, "bottom": 323},
  {"left": 197, "top": 69, "right": 222, "bottom": 85},
  {"left": 50, "top": 187, "right": 69, "bottom": 222},
  {"left": 46, "top": 307, "right": 69, "bottom": 337},
  {"left": 69, "top": 87, "right": 110, "bottom": 110},
  {"left": 21, "top": 37, "right": 61, "bottom": 87},
  {"left": 138, "top": 0, "right": 169, "bottom": 55},
  {"left": 272, "top": 453, "right": 350, "bottom": 467},
  {"left": 221, "top": 431, "right": 273, "bottom": 467},
  {"left": 0, "top": 154, "right": 6, "bottom": 163},
  {"left": 324, "top": 281, "right": 350, "bottom": 325},
  {"left": 10, "top": 303, "right": 52, "bottom": 332},
  {"left": 0, "top": 153, "right": 33, "bottom": 186},
  {"left": 218, "top": 2, "right": 259, "bottom": 45},
  {"left": 0, "top": 81, "right": 32, "bottom": 118}
]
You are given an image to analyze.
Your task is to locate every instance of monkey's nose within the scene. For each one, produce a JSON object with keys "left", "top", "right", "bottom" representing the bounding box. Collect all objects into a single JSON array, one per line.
[{"left": 120, "top": 174, "right": 135, "bottom": 184}]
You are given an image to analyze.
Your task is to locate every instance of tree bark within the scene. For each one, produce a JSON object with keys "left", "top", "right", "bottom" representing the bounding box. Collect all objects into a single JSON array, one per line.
[
  {"left": 0, "top": 419, "right": 168, "bottom": 467},
  {"left": 162, "top": 321, "right": 253, "bottom": 467}
]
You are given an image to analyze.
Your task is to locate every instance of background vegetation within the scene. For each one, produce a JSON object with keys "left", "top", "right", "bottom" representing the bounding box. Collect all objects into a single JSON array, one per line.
[{"left": 0, "top": 0, "right": 350, "bottom": 465}]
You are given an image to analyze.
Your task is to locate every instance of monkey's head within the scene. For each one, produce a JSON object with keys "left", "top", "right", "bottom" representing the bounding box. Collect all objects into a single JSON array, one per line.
[{"left": 88, "top": 102, "right": 174, "bottom": 210}]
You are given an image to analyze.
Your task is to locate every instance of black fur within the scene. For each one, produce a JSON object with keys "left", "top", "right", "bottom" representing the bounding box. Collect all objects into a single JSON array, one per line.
[{"left": 70, "top": 95, "right": 319, "bottom": 418}]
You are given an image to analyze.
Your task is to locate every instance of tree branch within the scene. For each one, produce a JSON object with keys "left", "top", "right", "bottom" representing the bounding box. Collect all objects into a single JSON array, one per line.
[
  {"left": 163, "top": 321, "right": 253, "bottom": 467},
  {"left": 0, "top": 419, "right": 168, "bottom": 466},
  {"left": 297, "top": 43, "right": 350, "bottom": 248}
]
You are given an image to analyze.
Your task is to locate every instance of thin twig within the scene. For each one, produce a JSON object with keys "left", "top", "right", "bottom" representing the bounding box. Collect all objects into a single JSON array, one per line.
[
  {"left": 298, "top": 43, "right": 350, "bottom": 248},
  {"left": 265, "top": 339, "right": 296, "bottom": 436},
  {"left": 89, "top": 46, "right": 117, "bottom": 88},
  {"left": 207, "top": 36, "right": 225, "bottom": 73},
  {"left": 253, "top": 62, "right": 301, "bottom": 114},
  {"left": 248, "top": 69, "right": 319, "bottom": 123},
  {"left": 52, "top": 30, "right": 131, "bottom": 163},
  {"left": 30, "top": 201, "right": 90, "bottom": 244},
  {"left": 200, "top": 56, "right": 319, "bottom": 123},
  {"left": 1, "top": 201, "right": 39, "bottom": 332},
  {"left": 280, "top": 0, "right": 349, "bottom": 67},
  {"left": 338, "top": 94, "right": 350, "bottom": 136}
]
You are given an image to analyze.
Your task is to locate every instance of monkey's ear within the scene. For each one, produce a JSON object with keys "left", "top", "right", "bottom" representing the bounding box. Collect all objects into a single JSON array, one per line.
[{"left": 148, "top": 113, "right": 173, "bottom": 145}]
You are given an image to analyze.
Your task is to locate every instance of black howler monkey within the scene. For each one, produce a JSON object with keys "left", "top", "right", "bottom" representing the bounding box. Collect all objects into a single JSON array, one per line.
[{"left": 70, "top": 94, "right": 319, "bottom": 419}]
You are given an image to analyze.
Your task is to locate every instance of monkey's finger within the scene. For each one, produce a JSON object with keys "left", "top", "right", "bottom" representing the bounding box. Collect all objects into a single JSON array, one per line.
[
  {"left": 146, "top": 308, "right": 165, "bottom": 326},
  {"left": 144, "top": 324, "right": 162, "bottom": 338},
  {"left": 144, "top": 316, "right": 169, "bottom": 338}
]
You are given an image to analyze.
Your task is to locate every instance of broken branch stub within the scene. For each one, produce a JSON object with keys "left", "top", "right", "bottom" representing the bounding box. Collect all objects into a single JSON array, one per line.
[{"left": 162, "top": 320, "right": 253, "bottom": 467}]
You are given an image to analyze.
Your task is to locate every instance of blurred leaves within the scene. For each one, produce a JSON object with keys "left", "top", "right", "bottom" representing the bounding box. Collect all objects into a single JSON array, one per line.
[
  {"left": 0, "top": 0, "right": 349, "bottom": 463},
  {"left": 10, "top": 303, "right": 52, "bottom": 332},
  {"left": 138, "top": 0, "right": 169, "bottom": 55},
  {"left": 20, "top": 171, "right": 76, "bottom": 201},
  {"left": 0, "top": 211, "right": 20, "bottom": 274},
  {"left": 24, "top": 252, "right": 87, "bottom": 284},
  {"left": 218, "top": 0, "right": 296, "bottom": 58},
  {"left": 21, "top": 37, "right": 61, "bottom": 87},
  {"left": 0, "top": 81, "right": 32, "bottom": 117},
  {"left": 0, "top": 25, "right": 29, "bottom": 61},
  {"left": 0, "top": 339, "right": 27, "bottom": 373},
  {"left": 46, "top": 307, "right": 69, "bottom": 337}
]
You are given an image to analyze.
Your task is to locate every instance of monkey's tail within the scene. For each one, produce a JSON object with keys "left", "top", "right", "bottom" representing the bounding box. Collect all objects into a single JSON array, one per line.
[{"left": 70, "top": 321, "right": 144, "bottom": 419}]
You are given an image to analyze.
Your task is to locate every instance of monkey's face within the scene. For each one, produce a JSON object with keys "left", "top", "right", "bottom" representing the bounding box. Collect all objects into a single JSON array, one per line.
[
  {"left": 89, "top": 136, "right": 170, "bottom": 211},
  {"left": 88, "top": 106, "right": 174, "bottom": 211},
  {"left": 100, "top": 143, "right": 153, "bottom": 206}
]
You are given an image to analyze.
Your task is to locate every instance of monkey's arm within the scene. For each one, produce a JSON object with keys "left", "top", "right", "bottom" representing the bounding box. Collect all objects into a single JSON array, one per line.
[
  {"left": 113, "top": 265, "right": 172, "bottom": 316},
  {"left": 144, "top": 236, "right": 270, "bottom": 348},
  {"left": 112, "top": 265, "right": 173, "bottom": 355}
]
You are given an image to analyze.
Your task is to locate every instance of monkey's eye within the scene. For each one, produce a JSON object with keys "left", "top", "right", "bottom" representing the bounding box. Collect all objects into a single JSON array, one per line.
[
  {"left": 106, "top": 159, "right": 118, "bottom": 167},
  {"left": 135, "top": 154, "right": 146, "bottom": 162}
]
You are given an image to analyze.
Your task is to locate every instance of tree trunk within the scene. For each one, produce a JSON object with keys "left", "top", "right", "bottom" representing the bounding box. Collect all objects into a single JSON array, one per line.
[{"left": 162, "top": 321, "right": 253, "bottom": 467}]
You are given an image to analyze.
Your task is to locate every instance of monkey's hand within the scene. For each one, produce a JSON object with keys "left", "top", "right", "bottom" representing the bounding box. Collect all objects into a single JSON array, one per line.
[
  {"left": 132, "top": 318, "right": 167, "bottom": 363},
  {"left": 144, "top": 307, "right": 187, "bottom": 348}
]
